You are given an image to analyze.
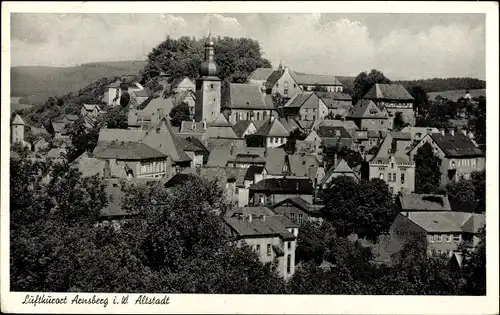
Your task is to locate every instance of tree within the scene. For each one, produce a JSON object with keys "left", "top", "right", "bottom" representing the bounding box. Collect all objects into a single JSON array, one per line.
[
  {"left": 393, "top": 112, "right": 407, "bottom": 131},
  {"left": 245, "top": 134, "right": 263, "bottom": 148},
  {"left": 413, "top": 142, "right": 442, "bottom": 194},
  {"left": 66, "top": 116, "right": 105, "bottom": 162},
  {"left": 295, "top": 221, "right": 337, "bottom": 265},
  {"left": 120, "top": 91, "right": 131, "bottom": 108},
  {"left": 409, "top": 86, "right": 430, "bottom": 117},
  {"left": 446, "top": 180, "right": 476, "bottom": 204},
  {"left": 141, "top": 36, "right": 271, "bottom": 85},
  {"left": 322, "top": 144, "right": 363, "bottom": 171},
  {"left": 282, "top": 128, "right": 307, "bottom": 154},
  {"left": 169, "top": 102, "right": 191, "bottom": 127},
  {"left": 321, "top": 177, "right": 397, "bottom": 240},
  {"left": 105, "top": 106, "right": 129, "bottom": 129},
  {"left": 461, "top": 227, "right": 486, "bottom": 295},
  {"left": 352, "top": 69, "right": 391, "bottom": 104}
]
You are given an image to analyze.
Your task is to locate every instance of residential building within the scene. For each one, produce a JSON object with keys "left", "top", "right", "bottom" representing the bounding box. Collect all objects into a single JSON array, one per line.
[
  {"left": 128, "top": 97, "right": 174, "bottom": 130},
  {"left": 265, "top": 65, "right": 303, "bottom": 100},
  {"left": 283, "top": 92, "right": 329, "bottom": 122},
  {"left": 170, "top": 77, "right": 195, "bottom": 94},
  {"left": 223, "top": 83, "right": 275, "bottom": 124},
  {"left": 292, "top": 72, "right": 344, "bottom": 93},
  {"left": 253, "top": 117, "right": 290, "bottom": 148},
  {"left": 204, "top": 114, "right": 242, "bottom": 150},
  {"left": 32, "top": 138, "right": 50, "bottom": 152},
  {"left": 173, "top": 90, "right": 196, "bottom": 119},
  {"left": 232, "top": 120, "right": 258, "bottom": 139},
  {"left": 397, "top": 193, "right": 452, "bottom": 214},
  {"left": 71, "top": 151, "right": 107, "bottom": 178},
  {"left": 349, "top": 129, "right": 383, "bottom": 153},
  {"left": 223, "top": 212, "right": 299, "bottom": 280},
  {"left": 369, "top": 133, "right": 415, "bottom": 195},
  {"left": 313, "top": 119, "right": 358, "bottom": 131},
  {"left": 272, "top": 197, "right": 323, "bottom": 224},
  {"left": 81, "top": 104, "right": 105, "bottom": 118},
  {"left": 95, "top": 117, "right": 192, "bottom": 179},
  {"left": 320, "top": 158, "right": 360, "bottom": 189},
  {"left": 314, "top": 91, "right": 353, "bottom": 118},
  {"left": 130, "top": 88, "right": 151, "bottom": 106},
  {"left": 400, "top": 126, "right": 439, "bottom": 142},
  {"left": 389, "top": 211, "right": 485, "bottom": 258},
  {"left": 407, "top": 130, "right": 485, "bottom": 186},
  {"left": 177, "top": 136, "right": 209, "bottom": 168},
  {"left": 249, "top": 177, "right": 314, "bottom": 206},
  {"left": 46, "top": 148, "right": 67, "bottom": 163},
  {"left": 346, "top": 99, "right": 391, "bottom": 131},
  {"left": 195, "top": 35, "right": 221, "bottom": 123},
  {"left": 279, "top": 117, "right": 301, "bottom": 134},
  {"left": 286, "top": 154, "right": 324, "bottom": 188},
  {"left": 247, "top": 68, "right": 275, "bottom": 88},
  {"left": 107, "top": 79, "right": 145, "bottom": 107},
  {"left": 363, "top": 83, "right": 415, "bottom": 126},
  {"left": 177, "top": 121, "right": 207, "bottom": 141},
  {"left": 300, "top": 130, "right": 322, "bottom": 153},
  {"left": 389, "top": 132, "right": 413, "bottom": 153}
]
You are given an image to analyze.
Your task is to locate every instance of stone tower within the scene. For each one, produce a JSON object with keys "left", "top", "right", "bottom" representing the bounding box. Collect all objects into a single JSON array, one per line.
[
  {"left": 11, "top": 114, "right": 25, "bottom": 144},
  {"left": 194, "top": 33, "right": 221, "bottom": 123}
]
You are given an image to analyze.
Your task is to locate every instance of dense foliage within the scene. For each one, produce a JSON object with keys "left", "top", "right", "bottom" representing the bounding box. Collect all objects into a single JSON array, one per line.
[
  {"left": 140, "top": 36, "right": 271, "bottom": 86},
  {"left": 169, "top": 102, "right": 191, "bottom": 127},
  {"left": 396, "top": 77, "right": 486, "bottom": 93},
  {"left": 352, "top": 69, "right": 391, "bottom": 104},
  {"left": 413, "top": 143, "right": 442, "bottom": 194},
  {"left": 321, "top": 176, "right": 397, "bottom": 240},
  {"left": 446, "top": 171, "right": 486, "bottom": 213}
]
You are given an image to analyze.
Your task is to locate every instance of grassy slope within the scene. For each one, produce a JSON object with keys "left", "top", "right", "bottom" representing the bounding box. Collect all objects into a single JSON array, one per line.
[{"left": 11, "top": 60, "right": 148, "bottom": 104}]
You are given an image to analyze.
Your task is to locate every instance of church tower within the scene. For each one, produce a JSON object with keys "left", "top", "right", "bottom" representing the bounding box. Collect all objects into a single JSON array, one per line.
[
  {"left": 11, "top": 114, "right": 25, "bottom": 144},
  {"left": 194, "top": 33, "right": 221, "bottom": 123}
]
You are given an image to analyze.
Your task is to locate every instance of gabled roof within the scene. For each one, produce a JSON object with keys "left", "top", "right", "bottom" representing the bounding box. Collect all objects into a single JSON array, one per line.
[
  {"left": 224, "top": 215, "right": 297, "bottom": 240},
  {"left": 279, "top": 117, "right": 300, "bottom": 133},
  {"left": 70, "top": 151, "right": 106, "bottom": 178},
  {"left": 265, "top": 70, "right": 285, "bottom": 90},
  {"left": 249, "top": 177, "right": 313, "bottom": 194},
  {"left": 315, "top": 119, "right": 358, "bottom": 130},
  {"left": 142, "top": 97, "right": 174, "bottom": 116},
  {"left": 315, "top": 91, "right": 352, "bottom": 102},
  {"left": 320, "top": 158, "right": 358, "bottom": 186},
  {"left": 82, "top": 104, "right": 102, "bottom": 112},
  {"left": 176, "top": 136, "right": 207, "bottom": 153},
  {"left": 316, "top": 126, "right": 351, "bottom": 139},
  {"left": 401, "top": 126, "right": 439, "bottom": 138},
  {"left": 370, "top": 133, "right": 411, "bottom": 163},
  {"left": 232, "top": 120, "right": 254, "bottom": 138},
  {"left": 226, "top": 206, "right": 275, "bottom": 218},
  {"left": 348, "top": 99, "right": 388, "bottom": 119},
  {"left": 254, "top": 118, "right": 290, "bottom": 137},
  {"left": 429, "top": 133, "right": 483, "bottom": 157},
  {"left": 284, "top": 92, "right": 315, "bottom": 108},
  {"left": 405, "top": 211, "right": 485, "bottom": 233},
  {"left": 295, "top": 120, "right": 314, "bottom": 130},
  {"left": 363, "top": 84, "right": 414, "bottom": 101},
  {"left": 171, "top": 77, "right": 195, "bottom": 89},
  {"left": 399, "top": 194, "right": 452, "bottom": 211},
  {"left": 263, "top": 148, "right": 287, "bottom": 175},
  {"left": 389, "top": 132, "right": 412, "bottom": 140},
  {"left": 173, "top": 89, "right": 196, "bottom": 106},
  {"left": 272, "top": 196, "right": 323, "bottom": 215},
  {"left": 290, "top": 72, "right": 343, "bottom": 86},
  {"left": 206, "top": 147, "right": 232, "bottom": 167},
  {"left": 248, "top": 68, "right": 275, "bottom": 81},
  {"left": 132, "top": 88, "right": 151, "bottom": 98},
  {"left": 12, "top": 114, "right": 25, "bottom": 125},
  {"left": 225, "top": 83, "right": 272, "bottom": 110},
  {"left": 321, "top": 138, "right": 354, "bottom": 149},
  {"left": 287, "top": 154, "right": 320, "bottom": 179},
  {"left": 206, "top": 115, "right": 239, "bottom": 139},
  {"left": 93, "top": 141, "right": 168, "bottom": 160},
  {"left": 244, "top": 165, "right": 265, "bottom": 181}
]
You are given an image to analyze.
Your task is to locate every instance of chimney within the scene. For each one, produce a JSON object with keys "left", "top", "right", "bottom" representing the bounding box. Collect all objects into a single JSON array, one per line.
[
  {"left": 449, "top": 129, "right": 455, "bottom": 136},
  {"left": 247, "top": 214, "right": 253, "bottom": 223}
]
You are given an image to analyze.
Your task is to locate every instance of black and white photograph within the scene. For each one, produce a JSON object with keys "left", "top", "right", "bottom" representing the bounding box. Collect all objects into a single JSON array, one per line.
[{"left": 2, "top": 2, "right": 498, "bottom": 314}]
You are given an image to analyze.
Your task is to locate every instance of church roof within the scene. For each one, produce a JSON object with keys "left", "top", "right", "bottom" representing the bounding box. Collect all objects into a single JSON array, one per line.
[
  {"left": 12, "top": 114, "right": 25, "bottom": 125},
  {"left": 225, "top": 83, "right": 273, "bottom": 110}
]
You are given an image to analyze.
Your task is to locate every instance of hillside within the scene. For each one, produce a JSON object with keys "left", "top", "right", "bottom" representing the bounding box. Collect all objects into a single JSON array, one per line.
[
  {"left": 336, "top": 76, "right": 486, "bottom": 96},
  {"left": 11, "top": 60, "right": 148, "bottom": 104}
]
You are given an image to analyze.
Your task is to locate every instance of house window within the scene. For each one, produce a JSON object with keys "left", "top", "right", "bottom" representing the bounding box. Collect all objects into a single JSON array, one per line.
[
  {"left": 256, "top": 244, "right": 260, "bottom": 253},
  {"left": 294, "top": 84, "right": 297, "bottom": 88},
  {"left": 259, "top": 196, "right": 265, "bottom": 205},
  {"left": 287, "top": 254, "right": 292, "bottom": 274},
  {"left": 392, "top": 173, "right": 397, "bottom": 182},
  {"left": 446, "top": 235, "right": 452, "bottom": 243},
  {"left": 284, "top": 89, "right": 288, "bottom": 95},
  {"left": 210, "top": 84, "right": 214, "bottom": 89},
  {"left": 256, "top": 112, "right": 260, "bottom": 120},
  {"left": 379, "top": 173, "right": 384, "bottom": 180},
  {"left": 472, "top": 158, "right": 477, "bottom": 166},
  {"left": 401, "top": 173, "right": 405, "bottom": 184},
  {"left": 246, "top": 112, "right": 250, "bottom": 120},
  {"left": 288, "top": 241, "right": 291, "bottom": 250},
  {"left": 436, "top": 235, "right": 442, "bottom": 242},
  {"left": 453, "top": 235, "right": 461, "bottom": 242},
  {"left": 276, "top": 83, "right": 279, "bottom": 88},
  {"left": 263, "top": 112, "right": 268, "bottom": 120},
  {"left": 235, "top": 187, "right": 239, "bottom": 194},
  {"left": 267, "top": 244, "right": 271, "bottom": 256},
  {"left": 298, "top": 214, "right": 303, "bottom": 224},
  {"left": 391, "top": 163, "right": 394, "bottom": 169},
  {"left": 428, "top": 235, "right": 435, "bottom": 243},
  {"left": 389, "top": 186, "right": 394, "bottom": 194}
]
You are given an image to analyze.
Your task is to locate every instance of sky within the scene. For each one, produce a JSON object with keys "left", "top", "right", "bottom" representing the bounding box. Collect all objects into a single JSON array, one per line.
[{"left": 10, "top": 13, "right": 486, "bottom": 80}]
